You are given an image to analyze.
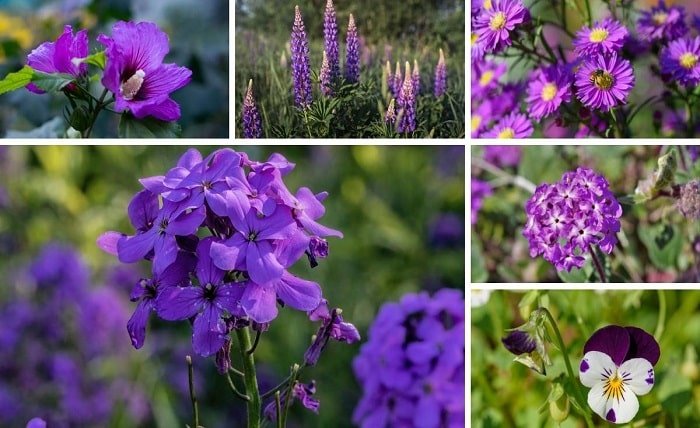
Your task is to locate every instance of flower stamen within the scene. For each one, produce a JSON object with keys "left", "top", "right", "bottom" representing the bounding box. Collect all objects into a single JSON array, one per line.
[
  {"left": 679, "top": 52, "right": 698, "bottom": 70},
  {"left": 589, "top": 28, "right": 609, "bottom": 43},
  {"left": 541, "top": 83, "right": 558, "bottom": 101},
  {"left": 489, "top": 12, "right": 507, "bottom": 31},
  {"left": 120, "top": 69, "right": 146, "bottom": 100}
]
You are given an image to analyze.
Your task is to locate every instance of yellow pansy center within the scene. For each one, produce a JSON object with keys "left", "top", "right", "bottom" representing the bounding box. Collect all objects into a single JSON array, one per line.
[
  {"left": 497, "top": 127, "right": 515, "bottom": 139},
  {"left": 541, "top": 83, "right": 558, "bottom": 101},
  {"left": 479, "top": 70, "right": 495, "bottom": 87},
  {"left": 589, "top": 28, "right": 609, "bottom": 43},
  {"left": 603, "top": 371, "right": 626, "bottom": 401},
  {"left": 679, "top": 52, "right": 698, "bottom": 69},
  {"left": 652, "top": 11, "right": 668, "bottom": 25},
  {"left": 483, "top": 0, "right": 493, "bottom": 10},
  {"left": 489, "top": 12, "right": 507, "bottom": 31},
  {"left": 472, "top": 115, "right": 482, "bottom": 131}
]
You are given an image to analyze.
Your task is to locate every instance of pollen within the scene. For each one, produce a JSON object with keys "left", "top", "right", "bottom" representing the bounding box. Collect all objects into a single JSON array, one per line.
[
  {"left": 652, "top": 11, "right": 668, "bottom": 25},
  {"left": 591, "top": 71, "right": 615, "bottom": 90},
  {"left": 489, "top": 12, "right": 507, "bottom": 31},
  {"left": 120, "top": 69, "right": 146, "bottom": 100},
  {"left": 603, "top": 372, "right": 626, "bottom": 401},
  {"left": 541, "top": 83, "right": 558, "bottom": 101},
  {"left": 497, "top": 127, "right": 515, "bottom": 139},
  {"left": 679, "top": 52, "right": 698, "bottom": 70},
  {"left": 479, "top": 70, "right": 495, "bottom": 87},
  {"left": 483, "top": 0, "right": 493, "bottom": 10},
  {"left": 471, "top": 33, "right": 478, "bottom": 45},
  {"left": 589, "top": 28, "right": 609, "bottom": 43},
  {"left": 471, "top": 115, "right": 482, "bottom": 131}
]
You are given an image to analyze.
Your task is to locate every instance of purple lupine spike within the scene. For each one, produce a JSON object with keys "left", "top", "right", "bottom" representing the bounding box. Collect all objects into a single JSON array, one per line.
[
  {"left": 397, "top": 61, "right": 416, "bottom": 133},
  {"left": 385, "top": 61, "right": 394, "bottom": 95},
  {"left": 243, "top": 79, "right": 263, "bottom": 138},
  {"left": 384, "top": 98, "right": 396, "bottom": 125},
  {"left": 393, "top": 61, "right": 402, "bottom": 99},
  {"left": 320, "top": 51, "right": 332, "bottom": 96},
  {"left": 434, "top": 48, "right": 447, "bottom": 97},
  {"left": 323, "top": 0, "right": 339, "bottom": 79},
  {"left": 291, "top": 5, "right": 312, "bottom": 107},
  {"left": 345, "top": 14, "right": 360, "bottom": 83},
  {"left": 412, "top": 59, "right": 420, "bottom": 96}
]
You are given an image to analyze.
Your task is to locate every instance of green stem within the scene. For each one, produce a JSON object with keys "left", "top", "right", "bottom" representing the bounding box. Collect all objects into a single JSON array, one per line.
[
  {"left": 186, "top": 355, "right": 200, "bottom": 428},
  {"left": 226, "top": 370, "right": 250, "bottom": 401},
  {"left": 583, "top": 0, "right": 593, "bottom": 26},
  {"left": 279, "top": 364, "right": 300, "bottom": 428},
  {"left": 84, "top": 88, "right": 109, "bottom": 138},
  {"left": 654, "top": 290, "right": 666, "bottom": 341},
  {"left": 275, "top": 391, "right": 283, "bottom": 428},
  {"left": 237, "top": 327, "right": 261, "bottom": 428},
  {"left": 588, "top": 247, "right": 608, "bottom": 283},
  {"left": 541, "top": 308, "right": 595, "bottom": 428}
]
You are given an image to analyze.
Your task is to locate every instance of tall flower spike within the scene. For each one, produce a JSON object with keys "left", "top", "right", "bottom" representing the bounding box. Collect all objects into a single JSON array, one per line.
[
  {"left": 384, "top": 98, "right": 396, "bottom": 125},
  {"left": 345, "top": 14, "right": 360, "bottom": 83},
  {"left": 412, "top": 59, "right": 420, "bottom": 96},
  {"left": 434, "top": 48, "right": 447, "bottom": 97},
  {"left": 291, "top": 5, "right": 312, "bottom": 107},
  {"left": 323, "top": 0, "right": 339, "bottom": 79},
  {"left": 320, "top": 51, "right": 332, "bottom": 96},
  {"left": 393, "top": 61, "right": 402, "bottom": 99},
  {"left": 243, "top": 79, "right": 263, "bottom": 138},
  {"left": 385, "top": 60, "right": 394, "bottom": 95},
  {"left": 397, "top": 61, "right": 416, "bottom": 133}
]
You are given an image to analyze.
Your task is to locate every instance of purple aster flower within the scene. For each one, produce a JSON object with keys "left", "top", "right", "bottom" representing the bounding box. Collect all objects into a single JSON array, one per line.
[
  {"left": 660, "top": 36, "right": 700, "bottom": 87},
  {"left": 526, "top": 64, "right": 573, "bottom": 120},
  {"left": 434, "top": 48, "right": 447, "bottom": 97},
  {"left": 384, "top": 98, "right": 396, "bottom": 125},
  {"left": 98, "top": 21, "right": 192, "bottom": 121},
  {"left": 397, "top": 62, "right": 416, "bottom": 133},
  {"left": 483, "top": 145, "right": 521, "bottom": 167},
  {"left": 471, "top": 100, "right": 493, "bottom": 137},
  {"left": 471, "top": 31, "right": 485, "bottom": 62},
  {"left": 412, "top": 59, "right": 420, "bottom": 96},
  {"left": 320, "top": 51, "right": 332, "bottom": 96},
  {"left": 471, "top": 178, "right": 492, "bottom": 224},
  {"left": 323, "top": 0, "right": 340, "bottom": 79},
  {"left": 26, "top": 25, "right": 88, "bottom": 94},
  {"left": 291, "top": 5, "right": 313, "bottom": 107},
  {"left": 471, "top": 59, "right": 506, "bottom": 98},
  {"left": 393, "top": 61, "right": 402, "bottom": 99},
  {"left": 573, "top": 18, "right": 628, "bottom": 58},
  {"left": 304, "top": 301, "right": 360, "bottom": 366},
  {"left": 474, "top": 0, "right": 530, "bottom": 53},
  {"left": 243, "top": 79, "right": 263, "bottom": 138},
  {"left": 579, "top": 325, "right": 659, "bottom": 424},
  {"left": 264, "top": 380, "right": 320, "bottom": 420},
  {"left": 483, "top": 112, "right": 533, "bottom": 138},
  {"left": 637, "top": 1, "right": 688, "bottom": 42},
  {"left": 575, "top": 52, "right": 635, "bottom": 111},
  {"left": 345, "top": 14, "right": 360, "bottom": 83}
]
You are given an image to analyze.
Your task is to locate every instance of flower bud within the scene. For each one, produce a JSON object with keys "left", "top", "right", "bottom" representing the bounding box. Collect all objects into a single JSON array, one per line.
[
  {"left": 549, "top": 389, "right": 570, "bottom": 422},
  {"left": 502, "top": 308, "right": 552, "bottom": 375},
  {"left": 677, "top": 180, "right": 700, "bottom": 219}
]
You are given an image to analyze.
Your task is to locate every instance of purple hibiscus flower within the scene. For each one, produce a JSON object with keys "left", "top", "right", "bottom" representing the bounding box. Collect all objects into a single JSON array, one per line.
[
  {"left": 26, "top": 25, "right": 88, "bottom": 94},
  {"left": 98, "top": 21, "right": 192, "bottom": 121}
]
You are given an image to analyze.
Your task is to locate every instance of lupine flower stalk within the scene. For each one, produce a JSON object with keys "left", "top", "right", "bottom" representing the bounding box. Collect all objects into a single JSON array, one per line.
[
  {"left": 384, "top": 98, "right": 396, "bottom": 125},
  {"left": 397, "top": 61, "right": 416, "bottom": 133},
  {"left": 412, "top": 59, "right": 420, "bottom": 96},
  {"left": 291, "top": 5, "right": 312, "bottom": 107},
  {"left": 323, "top": 0, "right": 339, "bottom": 79},
  {"left": 385, "top": 61, "right": 394, "bottom": 95},
  {"left": 242, "top": 79, "right": 262, "bottom": 138},
  {"left": 320, "top": 51, "right": 332, "bottom": 96},
  {"left": 434, "top": 48, "right": 447, "bottom": 97},
  {"left": 393, "top": 61, "right": 402, "bottom": 99},
  {"left": 345, "top": 14, "right": 360, "bottom": 83}
]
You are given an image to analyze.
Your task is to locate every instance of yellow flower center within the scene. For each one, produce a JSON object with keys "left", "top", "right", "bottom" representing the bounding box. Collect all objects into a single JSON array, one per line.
[
  {"left": 589, "top": 28, "right": 609, "bottom": 43},
  {"left": 479, "top": 70, "right": 495, "bottom": 87},
  {"left": 541, "top": 83, "right": 558, "bottom": 101},
  {"left": 679, "top": 52, "right": 698, "bottom": 70},
  {"left": 483, "top": 0, "right": 493, "bottom": 10},
  {"left": 603, "top": 372, "right": 626, "bottom": 401},
  {"left": 652, "top": 11, "right": 668, "bottom": 25},
  {"left": 471, "top": 33, "right": 478, "bottom": 45},
  {"left": 489, "top": 12, "right": 507, "bottom": 31},
  {"left": 497, "top": 127, "right": 515, "bottom": 139},
  {"left": 590, "top": 70, "right": 614, "bottom": 90},
  {"left": 472, "top": 115, "right": 482, "bottom": 130}
]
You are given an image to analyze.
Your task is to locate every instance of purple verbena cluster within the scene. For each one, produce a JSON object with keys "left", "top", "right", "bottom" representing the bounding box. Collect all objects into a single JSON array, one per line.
[
  {"left": 353, "top": 290, "right": 465, "bottom": 428},
  {"left": 522, "top": 168, "right": 622, "bottom": 272}
]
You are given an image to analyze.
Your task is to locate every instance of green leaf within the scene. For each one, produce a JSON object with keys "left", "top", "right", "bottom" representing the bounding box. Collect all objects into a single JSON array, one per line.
[
  {"left": 638, "top": 223, "right": 683, "bottom": 270},
  {"left": 0, "top": 65, "right": 34, "bottom": 95},
  {"left": 557, "top": 259, "right": 593, "bottom": 283},
  {"left": 118, "top": 114, "right": 182, "bottom": 138},
  {"left": 471, "top": 239, "right": 488, "bottom": 282},
  {"left": 31, "top": 71, "right": 75, "bottom": 93},
  {"left": 84, "top": 51, "right": 106, "bottom": 69}
]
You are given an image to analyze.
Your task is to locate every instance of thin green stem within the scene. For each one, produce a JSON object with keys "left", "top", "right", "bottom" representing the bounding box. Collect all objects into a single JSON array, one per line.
[
  {"left": 186, "top": 355, "right": 200, "bottom": 428},
  {"left": 275, "top": 391, "right": 283, "bottom": 428},
  {"left": 84, "top": 88, "right": 109, "bottom": 138},
  {"left": 511, "top": 40, "right": 556, "bottom": 64},
  {"left": 230, "top": 367, "right": 245, "bottom": 378},
  {"left": 471, "top": 157, "right": 536, "bottom": 194},
  {"left": 654, "top": 290, "right": 666, "bottom": 341},
  {"left": 226, "top": 370, "right": 251, "bottom": 401},
  {"left": 237, "top": 327, "right": 261, "bottom": 428},
  {"left": 261, "top": 374, "right": 294, "bottom": 400},
  {"left": 279, "top": 364, "right": 300, "bottom": 428},
  {"left": 588, "top": 247, "right": 608, "bottom": 283},
  {"left": 247, "top": 330, "right": 262, "bottom": 355}
]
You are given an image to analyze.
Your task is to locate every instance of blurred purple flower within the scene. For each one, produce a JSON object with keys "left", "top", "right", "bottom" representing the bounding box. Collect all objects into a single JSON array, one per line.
[
  {"left": 384, "top": 98, "right": 396, "bottom": 125},
  {"left": 264, "top": 380, "right": 320, "bottom": 420},
  {"left": 660, "top": 36, "right": 700, "bottom": 88},
  {"left": 345, "top": 14, "right": 360, "bottom": 83},
  {"left": 428, "top": 213, "right": 465, "bottom": 249},
  {"left": 483, "top": 112, "right": 533, "bottom": 138},
  {"left": 637, "top": 0, "right": 688, "bottom": 42},
  {"left": 412, "top": 59, "right": 420, "bottom": 96},
  {"left": 483, "top": 145, "right": 521, "bottom": 167},
  {"left": 26, "top": 25, "right": 88, "bottom": 94},
  {"left": 393, "top": 61, "right": 402, "bottom": 99},
  {"left": 320, "top": 51, "right": 332, "bottom": 96},
  {"left": 471, "top": 178, "right": 492, "bottom": 225},
  {"left": 434, "top": 48, "right": 447, "bottom": 97},
  {"left": 291, "top": 6, "right": 313, "bottom": 107},
  {"left": 304, "top": 301, "right": 360, "bottom": 366}
]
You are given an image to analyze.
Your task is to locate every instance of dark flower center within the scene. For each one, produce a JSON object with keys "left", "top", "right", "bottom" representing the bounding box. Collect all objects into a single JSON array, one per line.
[
  {"left": 203, "top": 283, "right": 216, "bottom": 299},
  {"left": 247, "top": 231, "right": 258, "bottom": 242}
]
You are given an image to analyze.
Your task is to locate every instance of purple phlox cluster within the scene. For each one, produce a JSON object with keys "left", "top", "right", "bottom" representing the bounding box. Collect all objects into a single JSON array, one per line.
[
  {"left": 412, "top": 59, "right": 420, "bottom": 96},
  {"left": 291, "top": 5, "right": 313, "bottom": 107},
  {"left": 483, "top": 145, "right": 521, "bottom": 167},
  {"left": 243, "top": 79, "right": 263, "bottom": 138},
  {"left": 98, "top": 21, "right": 192, "bottom": 121},
  {"left": 384, "top": 98, "right": 396, "bottom": 125},
  {"left": 345, "top": 14, "right": 360, "bottom": 83},
  {"left": 660, "top": 36, "right": 700, "bottom": 88},
  {"left": 320, "top": 51, "right": 332, "bottom": 96},
  {"left": 483, "top": 111, "right": 533, "bottom": 138},
  {"left": 573, "top": 18, "right": 628, "bottom": 58},
  {"left": 26, "top": 25, "right": 87, "bottom": 94},
  {"left": 526, "top": 64, "right": 573, "bottom": 120},
  {"left": 474, "top": 0, "right": 530, "bottom": 53},
  {"left": 98, "top": 148, "right": 348, "bottom": 357},
  {"left": 264, "top": 380, "right": 320, "bottom": 420},
  {"left": 323, "top": 0, "right": 340, "bottom": 79},
  {"left": 471, "top": 178, "right": 492, "bottom": 225},
  {"left": 637, "top": 0, "right": 688, "bottom": 43},
  {"left": 522, "top": 168, "right": 622, "bottom": 272},
  {"left": 397, "top": 61, "right": 416, "bottom": 133},
  {"left": 434, "top": 48, "right": 447, "bottom": 97},
  {"left": 575, "top": 52, "right": 635, "bottom": 111},
  {"left": 353, "top": 290, "right": 465, "bottom": 428}
]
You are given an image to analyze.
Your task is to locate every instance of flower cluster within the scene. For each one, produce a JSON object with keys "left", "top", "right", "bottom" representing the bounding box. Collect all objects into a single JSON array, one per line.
[
  {"left": 353, "top": 290, "right": 465, "bottom": 428},
  {"left": 522, "top": 168, "right": 622, "bottom": 272},
  {"left": 242, "top": 79, "right": 262, "bottom": 138}
]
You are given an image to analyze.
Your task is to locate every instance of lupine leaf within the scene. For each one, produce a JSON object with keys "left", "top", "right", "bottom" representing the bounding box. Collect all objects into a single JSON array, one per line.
[
  {"left": 0, "top": 65, "right": 34, "bottom": 95},
  {"left": 118, "top": 114, "right": 182, "bottom": 138}
]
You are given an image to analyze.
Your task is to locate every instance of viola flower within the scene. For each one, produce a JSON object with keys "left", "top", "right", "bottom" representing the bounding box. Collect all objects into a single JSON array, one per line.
[
  {"left": 483, "top": 112, "right": 533, "bottom": 139},
  {"left": 345, "top": 14, "right": 360, "bottom": 83},
  {"left": 575, "top": 52, "right": 635, "bottom": 111},
  {"left": 471, "top": 178, "right": 492, "bottom": 225},
  {"left": 637, "top": 0, "right": 688, "bottom": 43},
  {"left": 573, "top": 18, "right": 628, "bottom": 58},
  {"left": 291, "top": 5, "right": 312, "bottom": 107},
  {"left": 579, "top": 325, "right": 660, "bottom": 424},
  {"left": 98, "top": 21, "right": 192, "bottom": 121},
  {"left": 526, "top": 64, "right": 573, "bottom": 120},
  {"left": 434, "top": 48, "right": 447, "bottom": 97},
  {"left": 323, "top": 0, "right": 340, "bottom": 79},
  {"left": 26, "top": 25, "right": 88, "bottom": 94},
  {"left": 660, "top": 36, "right": 700, "bottom": 88},
  {"left": 243, "top": 79, "right": 263, "bottom": 138},
  {"left": 474, "top": 0, "right": 530, "bottom": 53}
]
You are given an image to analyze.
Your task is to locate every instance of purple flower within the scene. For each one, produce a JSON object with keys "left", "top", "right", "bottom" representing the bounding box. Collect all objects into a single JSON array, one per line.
[
  {"left": 323, "top": 0, "right": 340, "bottom": 79},
  {"left": 264, "top": 381, "right": 320, "bottom": 420},
  {"left": 474, "top": 0, "right": 529, "bottom": 53},
  {"left": 393, "top": 61, "right": 402, "bottom": 99},
  {"left": 502, "top": 330, "right": 537, "bottom": 355},
  {"left": 385, "top": 61, "right": 395, "bottom": 96},
  {"left": 471, "top": 59, "right": 506, "bottom": 98},
  {"left": 579, "top": 325, "right": 659, "bottom": 424},
  {"left": 26, "top": 25, "right": 88, "bottom": 94},
  {"left": 483, "top": 112, "right": 533, "bottom": 138},
  {"left": 526, "top": 64, "right": 573, "bottom": 120},
  {"left": 522, "top": 168, "right": 622, "bottom": 272},
  {"left": 320, "top": 51, "right": 332, "bottom": 96},
  {"left": 26, "top": 418, "right": 46, "bottom": 428},
  {"left": 384, "top": 98, "right": 396, "bottom": 125},
  {"left": 637, "top": 1, "right": 688, "bottom": 42},
  {"left": 345, "top": 14, "right": 360, "bottom": 83},
  {"left": 98, "top": 21, "right": 192, "bottom": 121},
  {"left": 428, "top": 213, "right": 464, "bottom": 249},
  {"left": 434, "top": 48, "right": 447, "bottom": 97},
  {"left": 291, "top": 6, "right": 312, "bottom": 107},
  {"left": 471, "top": 100, "right": 493, "bottom": 137},
  {"left": 471, "top": 178, "right": 492, "bottom": 224},
  {"left": 688, "top": 145, "right": 700, "bottom": 162},
  {"left": 573, "top": 18, "right": 628, "bottom": 58},
  {"left": 243, "top": 79, "right": 263, "bottom": 138},
  {"left": 660, "top": 36, "right": 700, "bottom": 87},
  {"left": 353, "top": 290, "right": 464, "bottom": 428},
  {"left": 304, "top": 301, "right": 360, "bottom": 366},
  {"left": 412, "top": 59, "right": 420, "bottom": 96},
  {"left": 483, "top": 145, "right": 521, "bottom": 167},
  {"left": 575, "top": 52, "right": 635, "bottom": 111},
  {"left": 397, "top": 62, "right": 416, "bottom": 133},
  {"left": 471, "top": 31, "right": 485, "bottom": 62}
]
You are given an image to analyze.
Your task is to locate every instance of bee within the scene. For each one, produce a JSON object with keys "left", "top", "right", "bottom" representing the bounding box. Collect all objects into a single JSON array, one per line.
[{"left": 589, "top": 69, "right": 611, "bottom": 89}]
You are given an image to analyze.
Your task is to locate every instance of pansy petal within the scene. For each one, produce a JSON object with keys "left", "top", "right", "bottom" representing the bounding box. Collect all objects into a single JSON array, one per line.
[
  {"left": 619, "top": 358, "right": 654, "bottom": 396},
  {"left": 583, "top": 325, "right": 630, "bottom": 366},
  {"left": 192, "top": 305, "right": 227, "bottom": 357},
  {"left": 240, "top": 281, "right": 278, "bottom": 323},
  {"left": 580, "top": 351, "right": 617, "bottom": 388},
  {"left": 127, "top": 299, "right": 153, "bottom": 349},
  {"left": 605, "top": 385, "right": 639, "bottom": 424},
  {"left": 625, "top": 326, "right": 660, "bottom": 366},
  {"left": 155, "top": 285, "right": 203, "bottom": 320}
]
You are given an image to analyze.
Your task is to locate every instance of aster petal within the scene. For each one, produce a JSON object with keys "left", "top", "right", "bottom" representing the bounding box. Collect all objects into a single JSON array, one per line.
[
  {"left": 247, "top": 240, "right": 285, "bottom": 284},
  {"left": 580, "top": 351, "right": 617, "bottom": 388},
  {"left": 583, "top": 325, "right": 630, "bottom": 366},
  {"left": 625, "top": 326, "right": 660, "bottom": 366},
  {"left": 240, "top": 281, "right": 278, "bottom": 323},
  {"left": 619, "top": 358, "right": 654, "bottom": 396},
  {"left": 274, "top": 271, "right": 322, "bottom": 311},
  {"left": 117, "top": 229, "right": 157, "bottom": 263},
  {"left": 155, "top": 285, "right": 204, "bottom": 320},
  {"left": 127, "top": 299, "right": 153, "bottom": 349},
  {"left": 192, "top": 304, "right": 227, "bottom": 357}
]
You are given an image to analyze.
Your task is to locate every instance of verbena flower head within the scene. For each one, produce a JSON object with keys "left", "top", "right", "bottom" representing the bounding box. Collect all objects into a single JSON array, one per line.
[
  {"left": 573, "top": 18, "right": 628, "bottom": 58},
  {"left": 579, "top": 325, "right": 660, "bottom": 424},
  {"left": 26, "top": 25, "right": 88, "bottom": 94},
  {"left": 353, "top": 290, "right": 464, "bottom": 428},
  {"left": 98, "top": 21, "right": 192, "bottom": 121},
  {"left": 471, "top": 178, "right": 492, "bottom": 224},
  {"left": 291, "top": 5, "right": 312, "bottom": 107},
  {"left": 637, "top": 0, "right": 688, "bottom": 43},
  {"left": 397, "top": 61, "right": 416, "bottom": 133},
  {"left": 522, "top": 167, "right": 622, "bottom": 272},
  {"left": 484, "top": 145, "right": 521, "bottom": 167},
  {"left": 323, "top": 0, "right": 340, "bottom": 79},
  {"left": 243, "top": 79, "right": 262, "bottom": 138},
  {"left": 434, "top": 48, "right": 447, "bottom": 97},
  {"left": 575, "top": 52, "right": 635, "bottom": 111},
  {"left": 345, "top": 13, "right": 360, "bottom": 83},
  {"left": 412, "top": 59, "right": 420, "bottom": 95},
  {"left": 526, "top": 64, "right": 573, "bottom": 120},
  {"left": 660, "top": 36, "right": 700, "bottom": 87},
  {"left": 474, "top": 0, "right": 530, "bottom": 53},
  {"left": 320, "top": 51, "right": 332, "bottom": 96},
  {"left": 483, "top": 112, "right": 533, "bottom": 138}
]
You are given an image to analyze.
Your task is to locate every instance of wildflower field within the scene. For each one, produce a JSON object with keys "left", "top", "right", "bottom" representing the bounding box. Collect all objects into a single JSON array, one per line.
[
  {"left": 472, "top": 145, "right": 700, "bottom": 282},
  {"left": 235, "top": 0, "right": 465, "bottom": 138},
  {"left": 472, "top": 290, "right": 700, "bottom": 427},
  {"left": 0, "top": 145, "right": 465, "bottom": 427}
]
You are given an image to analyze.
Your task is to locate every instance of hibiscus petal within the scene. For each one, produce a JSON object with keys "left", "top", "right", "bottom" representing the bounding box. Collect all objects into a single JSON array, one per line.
[
  {"left": 130, "top": 96, "right": 182, "bottom": 121},
  {"left": 109, "top": 21, "right": 170, "bottom": 73},
  {"left": 241, "top": 282, "right": 278, "bottom": 323},
  {"left": 141, "top": 63, "right": 192, "bottom": 99}
]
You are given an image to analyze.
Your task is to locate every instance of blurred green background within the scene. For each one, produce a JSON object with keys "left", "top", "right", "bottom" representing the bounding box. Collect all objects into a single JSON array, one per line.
[
  {"left": 472, "top": 290, "right": 700, "bottom": 427},
  {"left": 0, "top": 145, "right": 464, "bottom": 427}
]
